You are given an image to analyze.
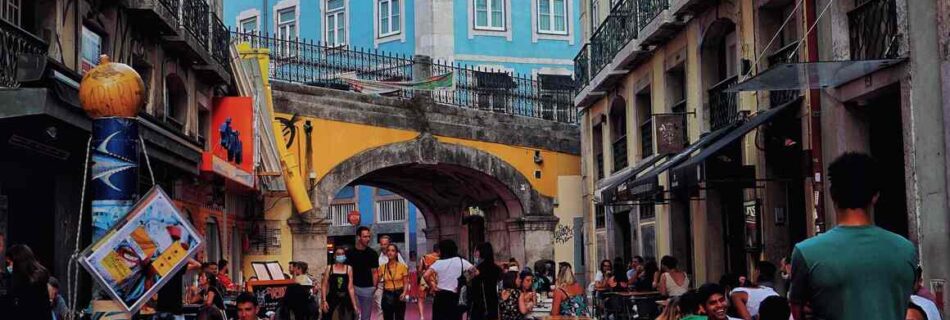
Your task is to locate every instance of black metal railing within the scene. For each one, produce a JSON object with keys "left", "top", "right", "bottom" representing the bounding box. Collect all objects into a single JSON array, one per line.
[
  {"left": 588, "top": 0, "right": 638, "bottom": 80},
  {"left": 612, "top": 136, "right": 628, "bottom": 172},
  {"left": 0, "top": 19, "right": 48, "bottom": 87},
  {"left": 182, "top": 0, "right": 210, "bottom": 49},
  {"left": 640, "top": 117, "right": 653, "bottom": 157},
  {"left": 596, "top": 153, "right": 605, "bottom": 180},
  {"left": 709, "top": 75, "right": 739, "bottom": 130},
  {"left": 235, "top": 31, "right": 577, "bottom": 123},
  {"left": 767, "top": 41, "right": 801, "bottom": 107},
  {"left": 210, "top": 15, "right": 230, "bottom": 66},
  {"left": 636, "top": 0, "right": 669, "bottom": 31},
  {"left": 158, "top": 0, "right": 181, "bottom": 23},
  {"left": 848, "top": 0, "right": 899, "bottom": 60},
  {"left": 574, "top": 43, "right": 590, "bottom": 89}
]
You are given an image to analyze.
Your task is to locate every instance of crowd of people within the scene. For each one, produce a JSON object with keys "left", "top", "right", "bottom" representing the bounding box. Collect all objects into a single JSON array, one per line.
[{"left": 0, "top": 152, "right": 945, "bottom": 320}]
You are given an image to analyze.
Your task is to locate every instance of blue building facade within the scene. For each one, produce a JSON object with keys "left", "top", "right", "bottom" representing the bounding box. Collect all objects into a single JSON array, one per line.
[
  {"left": 224, "top": 0, "right": 580, "bottom": 77},
  {"left": 324, "top": 185, "right": 425, "bottom": 262}
]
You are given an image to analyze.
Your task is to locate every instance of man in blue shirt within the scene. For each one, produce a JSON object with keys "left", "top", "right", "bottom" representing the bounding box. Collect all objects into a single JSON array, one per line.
[{"left": 789, "top": 153, "right": 917, "bottom": 320}]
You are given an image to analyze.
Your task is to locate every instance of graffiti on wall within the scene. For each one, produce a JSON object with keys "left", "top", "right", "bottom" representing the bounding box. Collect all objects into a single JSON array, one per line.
[{"left": 554, "top": 223, "right": 574, "bottom": 244}]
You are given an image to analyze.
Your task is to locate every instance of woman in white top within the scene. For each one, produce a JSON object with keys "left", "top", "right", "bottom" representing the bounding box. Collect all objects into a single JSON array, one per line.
[
  {"left": 658, "top": 256, "right": 689, "bottom": 297},
  {"left": 729, "top": 261, "right": 779, "bottom": 320},
  {"left": 423, "top": 239, "right": 475, "bottom": 320}
]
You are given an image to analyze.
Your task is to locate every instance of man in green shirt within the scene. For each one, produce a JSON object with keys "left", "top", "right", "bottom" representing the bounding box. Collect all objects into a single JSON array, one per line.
[{"left": 789, "top": 153, "right": 917, "bottom": 320}]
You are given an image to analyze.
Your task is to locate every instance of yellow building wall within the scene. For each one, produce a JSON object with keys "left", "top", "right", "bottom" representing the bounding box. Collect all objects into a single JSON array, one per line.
[
  {"left": 554, "top": 175, "right": 583, "bottom": 267},
  {"left": 241, "top": 197, "right": 296, "bottom": 281}
]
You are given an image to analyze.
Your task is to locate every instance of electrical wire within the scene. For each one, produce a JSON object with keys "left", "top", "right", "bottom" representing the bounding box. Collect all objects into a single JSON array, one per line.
[
  {"left": 742, "top": 0, "right": 805, "bottom": 80},
  {"left": 66, "top": 136, "right": 91, "bottom": 320}
]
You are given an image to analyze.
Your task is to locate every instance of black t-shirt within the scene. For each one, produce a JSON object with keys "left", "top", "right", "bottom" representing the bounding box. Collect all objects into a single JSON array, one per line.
[
  {"left": 156, "top": 270, "right": 184, "bottom": 313},
  {"left": 346, "top": 247, "right": 378, "bottom": 287}
]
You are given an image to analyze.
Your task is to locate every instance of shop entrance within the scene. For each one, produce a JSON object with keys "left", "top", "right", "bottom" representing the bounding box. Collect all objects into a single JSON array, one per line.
[{"left": 865, "top": 86, "right": 908, "bottom": 237}]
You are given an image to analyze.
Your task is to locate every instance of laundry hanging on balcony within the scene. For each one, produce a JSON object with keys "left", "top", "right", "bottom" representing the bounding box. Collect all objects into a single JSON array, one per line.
[{"left": 338, "top": 71, "right": 454, "bottom": 95}]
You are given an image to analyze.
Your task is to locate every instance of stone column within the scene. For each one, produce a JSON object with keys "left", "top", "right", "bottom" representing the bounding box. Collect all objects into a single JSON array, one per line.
[
  {"left": 507, "top": 216, "right": 559, "bottom": 266},
  {"left": 287, "top": 217, "right": 331, "bottom": 281}
]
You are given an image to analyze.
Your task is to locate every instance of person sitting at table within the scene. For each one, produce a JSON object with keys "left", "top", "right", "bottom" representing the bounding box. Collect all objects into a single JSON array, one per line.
[
  {"left": 593, "top": 259, "right": 616, "bottom": 293},
  {"left": 658, "top": 256, "right": 689, "bottom": 298},
  {"left": 550, "top": 262, "right": 589, "bottom": 317},
  {"left": 191, "top": 271, "right": 225, "bottom": 320},
  {"left": 632, "top": 259, "right": 659, "bottom": 292},
  {"left": 612, "top": 257, "right": 630, "bottom": 292},
  {"left": 499, "top": 271, "right": 531, "bottom": 320}
]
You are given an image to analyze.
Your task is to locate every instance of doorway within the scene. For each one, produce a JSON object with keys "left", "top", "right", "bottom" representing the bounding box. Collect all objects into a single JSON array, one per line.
[{"left": 865, "top": 86, "right": 908, "bottom": 237}]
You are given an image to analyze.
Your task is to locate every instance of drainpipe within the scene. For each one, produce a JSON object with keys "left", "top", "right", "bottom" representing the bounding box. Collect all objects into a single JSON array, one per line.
[{"left": 803, "top": 0, "right": 825, "bottom": 234}]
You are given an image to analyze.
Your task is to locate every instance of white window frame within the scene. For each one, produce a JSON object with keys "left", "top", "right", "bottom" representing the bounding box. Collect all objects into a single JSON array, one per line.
[
  {"left": 276, "top": 7, "right": 296, "bottom": 40},
  {"left": 377, "top": 0, "right": 401, "bottom": 38},
  {"left": 239, "top": 16, "right": 258, "bottom": 33},
  {"left": 375, "top": 198, "right": 408, "bottom": 223},
  {"left": 80, "top": 26, "right": 103, "bottom": 74},
  {"left": 330, "top": 202, "right": 357, "bottom": 226},
  {"left": 537, "top": 0, "right": 568, "bottom": 35},
  {"left": 1, "top": 0, "right": 20, "bottom": 26},
  {"left": 473, "top": 0, "right": 506, "bottom": 31},
  {"left": 325, "top": 0, "right": 347, "bottom": 47}
]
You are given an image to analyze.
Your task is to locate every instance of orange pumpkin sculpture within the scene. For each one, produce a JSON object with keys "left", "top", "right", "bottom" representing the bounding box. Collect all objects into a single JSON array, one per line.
[{"left": 79, "top": 54, "right": 146, "bottom": 118}]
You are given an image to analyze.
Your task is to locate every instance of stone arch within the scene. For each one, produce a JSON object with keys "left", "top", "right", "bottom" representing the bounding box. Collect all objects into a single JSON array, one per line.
[{"left": 303, "top": 134, "right": 557, "bottom": 263}]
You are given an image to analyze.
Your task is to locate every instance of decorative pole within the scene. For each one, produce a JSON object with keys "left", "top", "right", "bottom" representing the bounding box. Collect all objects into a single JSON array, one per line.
[
  {"left": 79, "top": 54, "right": 146, "bottom": 241},
  {"left": 79, "top": 56, "right": 145, "bottom": 318}
]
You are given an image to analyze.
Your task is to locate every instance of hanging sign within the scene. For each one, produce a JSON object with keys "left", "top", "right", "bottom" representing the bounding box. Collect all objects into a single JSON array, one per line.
[
  {"left": 79, "top": 186, "right": 203, "bottom": 314},
  {"left": 202, "top": 97, "right": 256, "bottom": 188}
]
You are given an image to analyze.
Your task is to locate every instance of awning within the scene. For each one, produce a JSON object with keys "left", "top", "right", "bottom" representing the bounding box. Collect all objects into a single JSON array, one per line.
[
  {"left": 597, "top": 155, "right": 663, "bottom": 203},
  {"left": 620, "top": 123, "right": 740, "bottom": 200},
  {"left": 670, "top": 97, "right": 802, "bottom": 189},
  {"left": 728, "top": 59, "right": 903, "bottom": 92}
]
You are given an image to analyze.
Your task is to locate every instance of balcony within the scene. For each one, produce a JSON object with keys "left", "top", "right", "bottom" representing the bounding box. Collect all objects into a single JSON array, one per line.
[
  {"left": 574, "top": 43, "right": 591, "bottom": 89},
  {"left": 0, "top": 18, "right": 48, "bottom": 88},
  {"left": 120, "top": 0, "right": 181, "bottom": 33},
  {"left": 767, "top": 41, "right": 801, "bottom": 107},
  {"left": 640, "top": 117, "right": 654, "bottom": 157},
  {"left": 848, "top": 0, "right": 899, "bottom": 60},
  {"left": 636, "top": 0, "right": 681, "bottom": 45},
  {"left": 709, "top": 75, "right": 739, "bottom": 130},
  {"left": 670, "top": 0, "right": 714, "bottom": 18},
  {"left": 124, "top": 0, "right": 231, "bottom": 83},
  {"left": 613, "top": 136, "right": 629, "bottom": 172}
]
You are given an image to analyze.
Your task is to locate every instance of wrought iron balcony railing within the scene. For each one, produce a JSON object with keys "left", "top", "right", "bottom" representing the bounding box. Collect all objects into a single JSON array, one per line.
[
  {"left": 210, "top": 15, "right": 230, "bottom": 66},
  {"left": 709, "top": 75, "right": 739, "bottom": 130},
  {"left": 182, "top": 0, "right": 210, "bottom": 49},
  {"left": 158, "top": 0, "right": 181, "bottom": 23},
  {"left": 640, "top": 117, "right": 654, "bottom": 157},
  {"left": 574, "top": 43, "right": 590, "bottom": 89},
  {"left": 588, "top": 0, "right": 638, "bottom": 80},
  {"left": 0, "top": 19, "right": 48, "bottom": 87},
  {"left": 767, "top": 41, "right": 801, "bottom": 107},
  {"left": 636, "top": 0, "right": 669, "bottom": 31},
  {"left": 848, "top": 0, "right": 899, "bottom": 60},
  {"left": 613, "top": 136, "right": 628, "bottom": 172}
]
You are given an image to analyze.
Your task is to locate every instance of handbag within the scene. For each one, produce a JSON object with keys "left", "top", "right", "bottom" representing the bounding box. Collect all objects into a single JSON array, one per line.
[
  {"left": 456, "top": 258, "right": 471, "bottom": 309},
  {"left": 381, "top": 264, "right": 404, "bottom": 306}
]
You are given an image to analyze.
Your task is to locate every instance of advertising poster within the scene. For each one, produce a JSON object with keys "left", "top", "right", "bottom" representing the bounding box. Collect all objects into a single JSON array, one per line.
[
  {"left": 80, "top": 186, "right": 203, "bottom": 313},
  {"left": 201, "top": 97, "right": 256, "bottom": 188}
]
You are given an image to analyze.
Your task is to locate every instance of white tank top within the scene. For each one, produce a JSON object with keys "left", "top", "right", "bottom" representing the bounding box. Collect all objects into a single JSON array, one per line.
[
  {"left": 662, "top": 272, "right": 690, "bottom": 297},
  {"left": 730, "top": 286, "right": 779, "bottom": 318}
]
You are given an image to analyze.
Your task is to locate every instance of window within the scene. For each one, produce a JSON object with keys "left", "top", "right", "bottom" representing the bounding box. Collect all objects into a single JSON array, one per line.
[
  {"left": 330, "top": 203, "right": 357, "bottom": 226},
  {"left": 378, "top": 0, "right": 400, "bottom": 37},
  {"left": 589, "top": 0, "right": 599, "bottom": 33},
  {"left": 538, "top": 0, "right": 567, "bottom": 34},
  {"left": 81, "top": 26, "right": 103, "bottom": 74},
  {"left": 595, "top": 205, "right": 606, "bottom": 229},
  {"left": 376, "top": 199, "right": 407, "bottom": 223},
  {"left": 240, "top": 17, "right": 257, "bottom": 33},
  {"left": 474, "top": 0, "right": 505, "bottom": 30},
  {"left": 326, "top": 0, "right": 346, "bottom": 47},
  {"left": 0, "top": 0, "right": 19, "bottom": 26},
  {"left": 205, "top": 218, "right": 221, "bottom": 263},
  {"left": 276, "top": 7, "right": 296, "bottom": 57},
  {"left": 164, "top": 74, "right": 188, "bottom": 129}
]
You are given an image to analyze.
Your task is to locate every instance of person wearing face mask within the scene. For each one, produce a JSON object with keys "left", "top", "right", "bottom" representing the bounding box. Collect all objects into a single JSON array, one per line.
[
  {"left": 322, "top": 247, "right": 359, "bottom": 320},
  {"left": 469, "top": 243, "right": 502, "bottom": 320}
]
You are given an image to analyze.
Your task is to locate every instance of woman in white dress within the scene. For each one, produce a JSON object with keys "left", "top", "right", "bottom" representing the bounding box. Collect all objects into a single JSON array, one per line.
[{"left": 658, "top": 256, "right": 689, "bottom": 298}]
